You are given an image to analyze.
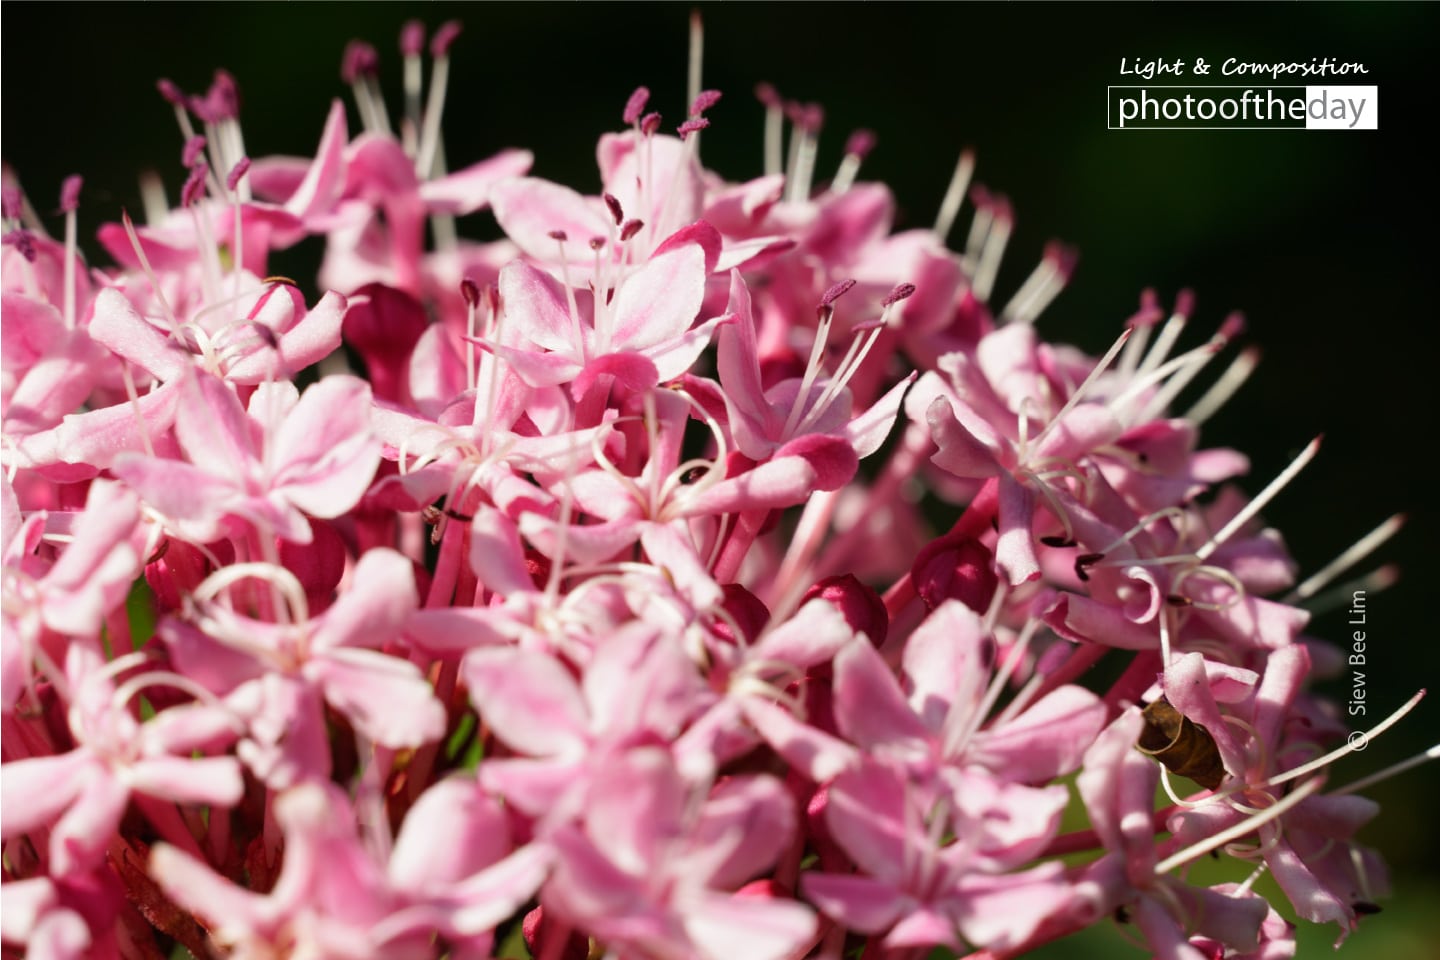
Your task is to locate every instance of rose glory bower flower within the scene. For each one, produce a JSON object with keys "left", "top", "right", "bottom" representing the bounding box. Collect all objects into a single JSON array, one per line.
[{"left": 2, "top": 16, "right": 1434, "bottom": 960}]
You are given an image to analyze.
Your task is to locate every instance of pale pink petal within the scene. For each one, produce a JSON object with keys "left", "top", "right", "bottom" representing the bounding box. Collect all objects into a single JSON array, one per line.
[
  {"left": 277, "top": 101, "right": 350, "bottom": 218},
  {"left": 751, "top": 597, "right": 855, "bottom": 670},
  {"left": 685, "top": 774, "right": 794, "bottom": 890},
  {"left": 609, "top": 239, "right": 708, "bottom": 351},
  {"left": 390, "top": 779, "right": 510, "bottom": 889},
  {"left": 50, "top": 766, "right": 130, "bottom": 875},
  {"left": 489, "top": 178, "right": 610, "bottom": 263},
  {"left": 499, "top": 259, "right": 584, "bottom": 355},
  {"left": 800, "top": 872, "right": 909, "bottom": 933},
  {"left": 227, "top": 290, "right": 347, "bottom": 383},
  {"left": 312, "top": 547, "right": 416, "bottom": 651},
  {"left": 584, "top": 747, "right": 684, "bottom": 876},
  {"left": 833, "top": 636, "right": 931, "bottom": 754},
  {"left": 150, "top": 844, "right": 272, "bottom": 941},
  {"left": 308, "top": 647, "right": 445, "bottom": 749},
  {"left": 683, "top": 891, "right": 817, "bottom": 960},
  {"left": 463, "top": 647, "right": 590, "bottom": 757},
  {"left": 0, "top": 751, "right": 91, "bottom": 839},
  {"left": 176, "top": 372, "right": 257, "bottom": 479},
  {"left": 420, "top": 149, "right": 535, "bottom": 214},
  {"left": 969, "top": 685, "right": 1106, "bottom": 781},
  {"left": 127, "top": 756, "right": 244, "bottom": 807},
  {"left": 268, "top": 375, "right": 381, "bottom": 519},
  {"left": 740, "top": 698, "right": 858, "bottom": 784},
  {"left": 446, "top": 843, "right": 553, "bottom": 936}
]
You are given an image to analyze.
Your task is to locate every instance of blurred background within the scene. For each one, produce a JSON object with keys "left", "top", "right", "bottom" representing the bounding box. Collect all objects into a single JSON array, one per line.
[{"left": 4, "top": 2, "right": 1436, "bottom": 957}]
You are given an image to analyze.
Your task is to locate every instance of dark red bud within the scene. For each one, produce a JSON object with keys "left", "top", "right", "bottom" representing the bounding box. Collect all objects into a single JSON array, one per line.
[
  {"left": 912, "top": 536, "right": 999, "bottom": 614},
  {"left": 802, "top": 574, "right": 887, "bottom": 647}
]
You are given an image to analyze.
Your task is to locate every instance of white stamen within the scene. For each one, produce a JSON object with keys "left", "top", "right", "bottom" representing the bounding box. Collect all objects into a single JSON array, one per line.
[
  {"left": 1133, "top": 336, "right": 1228, "bottom": 425},
  {"left": 62, "top": 207, "right": 78, "bottom": 329},
  {"left": 1154, "top": 775, "right": 1323, "bottom": 875},
  {"left": 1134, "top": 311, "right": 1188, "bottom": 381},
  {"left": 1027, "top": 327, "right": 1132, "bottom": 454},
  {"left": 193, "top": 562, "right": 309, "bottom": 626},
  {"left": 1117, "top": 317, "right": 1154, "bottom": 381},
  {"left": 962, "top": 197, "right": 994, "bottom": 266},
  {"left": 1194, "top": 437, "right": 1320, "bottom": 562},
  {"left": 1301, "top": 565, "right": 1400, "bottom": 617},
  {"left": 789, "top": 129, "right": 819, "bottom": 204},
  {"left": 1285, "top": 514, "right": 1404, "bottom": 603},
  {"left": 366, "top": 76, "right": 394, "bottom": 138},
  {"left": 763, "top": 99, "right": 784, "bottom": 177},
  {"left": 402, "top": 51, "right": 423, "bottom": 157},
  {"left": 686, "top": 10, "right": 704, "bottom": 155},
  {"left": 781, "top": 309, "right": 834, "bottom": 441},
  {"left": 1258, "top": 689, "right": 1426, "bottom": 792},
  {"left": 934, "top": 148, "right": 975, "bottom": 243},
  {"left": 416, "top": 53, "right": 452, "bottom": 179},
  {"left": 1333, "top": 743, "right": 1440, "bottom": 797},
  {"left": 971, "top": 212, "right": 1012, "bottom": 303},
  {"left": 1185, "top": 345, "right": 1260, "bottom": 425},
  {"left": 138, "top": 171, "right": 169, "bottom": 226},
  {"left": 831, "top": 152, "right": 862, "bottom": 195}
]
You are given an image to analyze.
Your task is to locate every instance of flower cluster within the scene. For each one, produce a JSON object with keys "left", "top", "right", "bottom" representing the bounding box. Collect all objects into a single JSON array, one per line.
[{"left": 2, "top": 19, "right": 1426, "bottom": 960}]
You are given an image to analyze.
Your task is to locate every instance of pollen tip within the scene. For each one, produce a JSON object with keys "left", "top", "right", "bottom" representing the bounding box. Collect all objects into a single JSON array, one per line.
[
  {"left": 1044, "top": 241, "right": 1079, "bottom": 279},
  {"left": 208, "top": 69, "right": 241, "bottom": 120},
  {"left": 1174, "top": 288, "right": 1196, "bottom": 319},
  {"left": 1217, "top": 310, "right": 1245, "bottom": 341},
  {"left": 755, "top": 82, "right": 780, "bottom": 107},
  {"left": 181, "top": 164, "right": 208, "bottom": 208},
  {"left": 1, "top": 184, "right": 21, "bottom": 220},
  {"left": 623, "top": 86, "right": 651, "bottom": 125},
  {"left": 844, "top": 128, "right": 877, "bottom": 159},
  {"left": 619, "top": 219, "right": 644, "bottom": 242},
  {"left": 225, "top": 158, "right": 251, "bottom": 193},
  {"left": 460, "top": 278, "right": 481, "bottom": 307},
  {"left": 430, "top": 20, "right": 463, "bottom": 58},
  {"left": 690, "top": 89, "right": 723, "bottom": 117},
  {"left": 59, "top": 175, "right": 83, "bottom": 214},
  {"left": 400, "top": 20, "right": 426, "bottom": 57},
  {"left": 156, "top": 78, "right": 186, "bottom": 106},
  {"left": 820, "top": 278, "right": 857, "bottom": 307},
  {"left": 969, "top": 184, "right": 994, "bottom": 210},
  {"left": 547, "top": 229, "right": 568, "bottom": 242},
  {"left": 341, "top": 41, "right": 380, "bottom": 84},
  {"left": 602, "top": 193, "right": 624, "bottom": 225},
  {"left": 677, "top": 117, "right": 710, "bottom": 139},
  {"left": 588, "top": 237, "right": 605, "bottom": 251},
  {"left": 640, "top": 112, "right": 663, "bottom": 136},
  {"left": 882, "top": 282, "right": 916, "bottom": 307},
  {"left": 182, "top": 136, "right": 208, "bottom": 169}
]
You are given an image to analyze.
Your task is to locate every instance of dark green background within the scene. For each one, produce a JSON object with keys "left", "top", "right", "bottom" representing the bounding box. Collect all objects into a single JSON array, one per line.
[{"left": 4, "top": 2, "right": 1436, "bottom": 957}]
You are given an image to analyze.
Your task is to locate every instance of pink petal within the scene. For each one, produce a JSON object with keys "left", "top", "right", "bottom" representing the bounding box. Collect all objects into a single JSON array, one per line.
[
  {"left": 0, "top": 751, "right": 90, "bottom": 839},
  {"left": 420, "top": 149, "right": 535, "bottom": 215},
  {"left": 740, "top": 698, "right": 858, "bottom": 784},
  {"left": 499, "top": 259, "right": 585, "bottom": 355},
  {"left": 609, "top": 238, "right": 708, "bottom": 351},
  {"left": 176, "top": 372, "right": 257, "bottom": 479},
  {"left": 583, "top": 747, "right": 684, "bottom": 876},
  {"left": 833, "top": 636, "right": 932, "bottom": 755},
  {"left": 313, "top": 548, "right": 416, "bottom": 651},
  {"left": 269, "top": 375, "right": 381, "bottom": 520},
  {"left": 278, "top": 100, "right": 350, "bottom": 219},
  {"left": 150, "top": 844, "right": 271, "bottom": 940},
  {"left": 127, "top": 756, "right": 244, "bottom": 807},
  {"left": 51, "top": 765, "right": 130, "bottom": 875},
  {"left": 227, "top": 290, "right": 347, "bottom": 383},
  {"left": 682, "top": 891, "right": 818, "bottom": 960},
  {"left": 686, "top": 774, "right": 794, "bottom": 890},
  {"left": 969, "top": 685, "right": 1106, "bottom": 781},
  {"left": 390, "top": 779, "right": 510, "bottom": 889},
  {"left": 464, "top": 647, "right": 589, "bottom": 757},
  {"left": 490, "top": 178, "right": 610, "bottom": 264},
  {"left": 88, "top": 288, "right": 189, "bottom": 381},
  {"left": 800, "top": 872, "right": 908, "bottom": 933},
  {"left": 308, "top": 647, "right": 446, "bottom": 749}
]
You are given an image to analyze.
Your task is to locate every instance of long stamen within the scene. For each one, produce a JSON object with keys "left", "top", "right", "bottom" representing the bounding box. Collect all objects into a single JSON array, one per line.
[
  {"left": 1258, "top": 689, "right": 1426, "bottom": 792},
  {"left": 934, "top": 148, "right": 976, "bottom": 243},
  {"left": 1133, "top": 313, "right": 1242, "bottom": 424},
  {"left": 971, "top": 196, "right": 1013, "bottom": 302},
  {"left": 1194, "top": 437, "right": 1320, "bottom": 562},
  {"left": 1134, "top": 291, "right": 1194, "bottom": 380},
  {"left": 1301, "top": 564, "right": 1400, "bottom": 617},
  {"left": 1285, "top": 514, "right": 1405, "bottom": 603},
  {"left": 399, "top": 21, "right": 425, "bottom": 155},
  {"left": 1185, "top": 345, "right": 1261, "bottom": 425},
  {"left": 1001, "top": 242, "right": 1077, "bottom": 325},
  {"left": 1117, "top": 290, "right": 1164, "bottom": 380},
  {"left": 782, "top": 284, "right": 852, "bottom": 440},
  {"left": 1026, "top": 327, "right": 1132, "bottom": 453},
  {"left": 59, "top": 176, "right": 81, "bottom": 328},
  {"left": 417, "top": 22, "right": 461, "bottom": 179},
  {"left": 1333, "top": 743, "right": 1440, "bottom": 797},
  {"left": 830, "top": 129, "right": 874, "bottom": 195},
  {"left": 757, "top": 83, "right": 784, "bottom": 177},
  {"left": 686, "top": 10, "right": 704, "bottom": 154},
  {"left": 120, "top": 210, "right": 180, "bottom": 330},
  {"left": 1154, "top": 775, "right": 1324, "bottom": 875},
  {"left": 550, "top": 232, "right": 588, "bottom": 358}
]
